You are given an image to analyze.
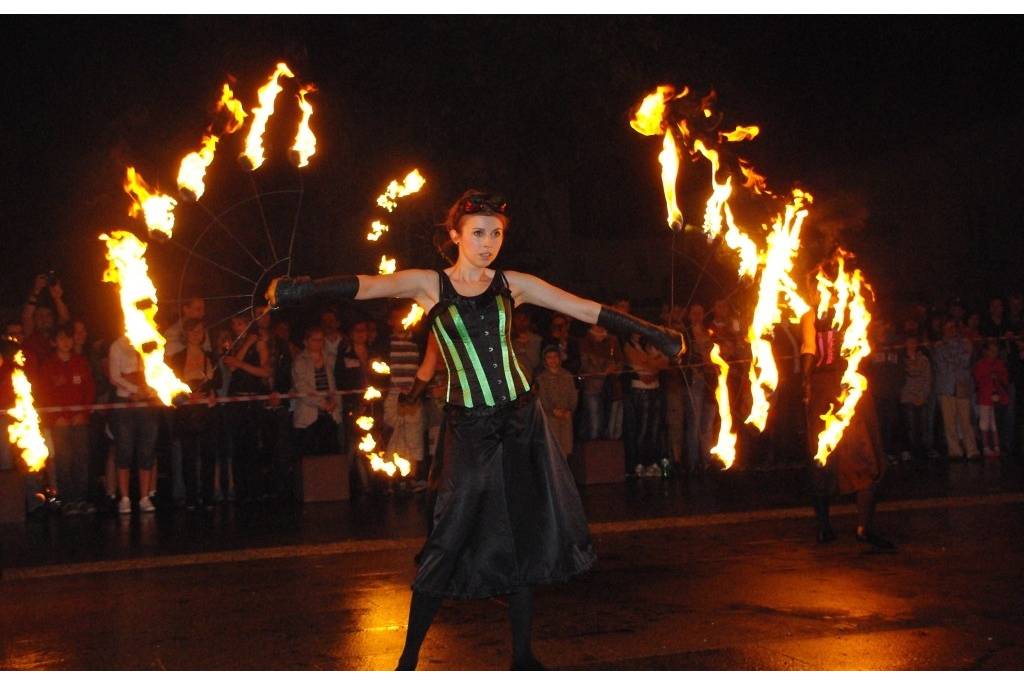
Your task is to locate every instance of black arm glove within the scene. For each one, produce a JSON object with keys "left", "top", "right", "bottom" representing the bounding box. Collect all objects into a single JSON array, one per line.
[
  {"left": 800, "top": 352, "right": 815, "bottom": 405},
  {"left": 597, "top": 306, "right": 685, "bottom": 361},
  {"left": 267, "top": 275, "right": 359, "bottom": 308},
  {"left": 398, "top": 377, "right": 430, "bottom": 406}
]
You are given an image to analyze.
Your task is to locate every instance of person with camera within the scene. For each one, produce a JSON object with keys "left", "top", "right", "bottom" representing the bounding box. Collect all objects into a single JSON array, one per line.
[{"left": 20, "top": 271, "right": 70, "bottom": 380}]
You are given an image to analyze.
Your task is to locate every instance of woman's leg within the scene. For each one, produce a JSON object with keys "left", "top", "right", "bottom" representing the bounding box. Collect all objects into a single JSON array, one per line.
[
  {"left": 396, "top": 592, "right": 443, "bottom": 670},
  {"left": 508, "top": 586, "right": 545, "bottom": 670}
]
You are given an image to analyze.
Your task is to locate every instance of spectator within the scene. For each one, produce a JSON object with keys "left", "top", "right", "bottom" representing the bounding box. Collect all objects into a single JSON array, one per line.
[
  {"left": 682, "top": 303, "right": 716, "bottom": 475},
  {"left": 534, "top": 345, "right": 578, "bottom": 460},
  {"left": 108, "top": 334, "right": 159, "bottom": 514},
  {"left": 541, "top": 313, "right": 581, "bottom": 377},
  {"left": 291, "top": 325, "right": 342, "bottom": 458},
  {"left": 20, "top": 272, "right": 70, "bottom": 379},
  {"left": 973, "top": 339, "right": 1009, "bottom": 458},
  {"left": 622, "top": 330, "right": 669, "bottom": 477},
  {"left": 933, "top": 317, "right": 979, "bottom": 460},
  {"left": 223, "top": 310, "right": 272, "bottom": 502},
  {"left": 898, "top": 335, "right": 932, "bottom": 461},
  {"left": 163, "top": 297, "right": 209, "bottom": 357},
  {"left": 381, "top": 303, "right": 427, "bottom": 488},
  {"left": 36, "top": 322, "right": 96, "bottom": 514},
  {"left": 511, "top": 308, "right": 543, "bottom": 382},
  {"left": 167, "top": 318, "right": 221, "bottom": 510},
  {"left": 576, "top": 320, "right": 622, "bottom": 441}
]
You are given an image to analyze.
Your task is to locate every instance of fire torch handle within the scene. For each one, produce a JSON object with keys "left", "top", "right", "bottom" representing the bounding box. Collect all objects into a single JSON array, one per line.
[
  {"left": 597, "top": 306, "right": 685, "bottom": 362},
  {"left": 267, "top": 275, "right": 360, "bottom": 308}
]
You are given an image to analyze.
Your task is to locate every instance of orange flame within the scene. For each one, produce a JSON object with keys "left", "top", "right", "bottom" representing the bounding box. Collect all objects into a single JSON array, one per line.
[
  {"left": 176, "top": 83, "right": 248, "bottom": 201},
  {"left": 658, "top": 131, "right": 683, "bottom": 230},
  {"left": 371, "top": 361, "right": 391, "bottom": 374},
  {"left": 355, "top": 415, "right": 375, "bottom": 431},
  {"left": 100, "top": 231, "right": 191, "bottom": 406},
  {"left": 289, "top": 86, "right": 317, "bottom": 168},
  {"left": 177, "top": 135, "right": 219, "bottom": 201},
  {"left": 367, "top": 221, "right": 389, "bottom": 241},
  {"left": 402, "top": 303, "right": 424, "bottom": 329},
  {"left": 376, "top": 170, "right": 426, "bottom": 212},
  {"left": 812, "top": 256, "right": 873, "bottom": 465},
  {"left": 708, "top": 344, "right": 736, "bottom": 469},
  {"left": 7, "top": 351, "right": 48, "bottom": 472},
  {"left": 378, "top": 255, "right": 396, "bottom": 275},
  {"left": 124, "top": 167, "right": 177, "bottom": 240},
  {"left": 363, "top": 386, "right": 382, "bottom": 402},
  {"left": 745, "top": 190, "right": 813, "bottom": 430},
  {"left": 240, "top": 62, "right": 295, "bottom": 171}
]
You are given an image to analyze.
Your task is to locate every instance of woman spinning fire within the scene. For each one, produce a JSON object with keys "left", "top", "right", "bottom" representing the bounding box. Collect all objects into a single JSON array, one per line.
[{"left": 267, "top": 189, "right": 684, "bottom": 670}]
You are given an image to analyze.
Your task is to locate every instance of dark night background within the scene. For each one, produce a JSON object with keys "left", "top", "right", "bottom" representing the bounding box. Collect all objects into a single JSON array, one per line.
[{"left": 2, "top": 15, "right": 1022, "bottom": 339}]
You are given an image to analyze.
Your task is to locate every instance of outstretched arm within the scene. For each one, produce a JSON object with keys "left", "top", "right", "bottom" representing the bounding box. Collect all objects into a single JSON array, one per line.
[
  {"left": 507, "top": 271, "right": 684, "bottom": 360},
  {"left": 267, "top": 269, "right": 438, "bottom": 311}
]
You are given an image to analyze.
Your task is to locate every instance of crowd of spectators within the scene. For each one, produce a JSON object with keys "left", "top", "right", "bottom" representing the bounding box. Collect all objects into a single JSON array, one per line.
[{"left": 2, "top": 270, "right": 1022, "bottom": 519}]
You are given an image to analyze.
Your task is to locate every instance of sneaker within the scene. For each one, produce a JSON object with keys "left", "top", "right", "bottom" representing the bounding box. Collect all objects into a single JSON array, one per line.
[
  {"left": 139, "top": 496, "right": 156, "bottom": 513},
  {"left": 118, "top": 496, "right": 132, "bottom": 515},
  {"left": 643, "top": 464, "right": 661, "bottom": 478},
  {"left": 983, "top": 447, "right": 994, "bottom": 458}
]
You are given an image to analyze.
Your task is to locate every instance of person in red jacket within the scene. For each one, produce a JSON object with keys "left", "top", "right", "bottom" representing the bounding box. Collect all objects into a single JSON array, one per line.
[
  {"left": 973, "top": 339, "right": 1009, "bottom": 457},
  {"left": 37, "top": 322, "right": 96, "bottom": 514}
]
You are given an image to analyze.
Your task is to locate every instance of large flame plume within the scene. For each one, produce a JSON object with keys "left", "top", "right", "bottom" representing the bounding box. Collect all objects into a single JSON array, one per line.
[
  {"left": 7, "top": 351, "right": 48, "bottom": 472},
  {"left": 100, "top": 231, "right": 191, "bottom": 406},
  {"left": 289, "top": 86, "right": 317, "bottom": 168},
  {"left": 708, "top": 344, "right": 736, "bottom": 469},
  {"left": 631, "top": 84, "right": 862, "bottom": 467}
]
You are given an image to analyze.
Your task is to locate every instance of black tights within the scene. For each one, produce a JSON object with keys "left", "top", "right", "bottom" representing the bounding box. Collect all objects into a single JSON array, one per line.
[{"left": 396, "top": 587, "right": 542, "bottom": 670}]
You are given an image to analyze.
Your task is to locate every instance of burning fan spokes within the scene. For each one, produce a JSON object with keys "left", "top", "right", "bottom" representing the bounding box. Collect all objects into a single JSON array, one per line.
[{"left": 632, "top": 83, "right": 868, "bottom": 468}]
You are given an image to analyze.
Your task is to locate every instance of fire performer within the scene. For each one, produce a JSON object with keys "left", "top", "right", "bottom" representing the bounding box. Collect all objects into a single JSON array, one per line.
[
  {"left": 800, "top": 258, "right": 893, "bottom": 549},
  {"left": 268, "top": 190, "right": 684, "bottom": 670}
]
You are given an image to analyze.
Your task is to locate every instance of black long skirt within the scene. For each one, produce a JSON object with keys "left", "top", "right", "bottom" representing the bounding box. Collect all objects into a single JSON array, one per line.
[{"left": 412, "top": 394, "right": 596, "bottom": 600}]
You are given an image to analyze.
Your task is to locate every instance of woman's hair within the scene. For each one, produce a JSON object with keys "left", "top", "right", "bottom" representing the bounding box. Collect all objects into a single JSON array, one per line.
[
  {"left": 434, "top": 189, "right": 510, "bottom": 263},
  {"left": 303, "top": 324, "right": 325, "bottom": 341}
]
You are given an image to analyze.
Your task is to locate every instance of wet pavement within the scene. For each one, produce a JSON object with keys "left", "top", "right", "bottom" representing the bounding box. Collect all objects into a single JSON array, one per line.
[{"left": 2, "top": 455, "right": 1024, "bottom": 671}]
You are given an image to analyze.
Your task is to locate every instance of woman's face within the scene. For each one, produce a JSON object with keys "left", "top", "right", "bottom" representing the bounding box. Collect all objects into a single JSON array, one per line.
[
  {"left": 186, "top": 324, "right": 206, "bottom": 347},
  {"left": 451, "top": 214, "right": 504, "bottom": 269},
  {"left": 304, "top": 331, "right": 325, "bottom": 353}
]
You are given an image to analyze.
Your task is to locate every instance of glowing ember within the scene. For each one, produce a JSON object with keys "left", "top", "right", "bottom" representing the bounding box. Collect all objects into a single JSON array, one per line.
[
  {"left": 708, "top": 344, "right": 736, "bottom": 469},
  {"left": 7, "top": 351, "right": 48, "bottom": 472},
  {"left": 376, "top": 169, "right": 426, "bottom": 212},
  {"left": 240, "top": 62, "right": 295, "bottom": 171},
  {"left": 378, "top": 255, "right": 396, "bottom": 275},
  {"left": 124, "top": 167, "right": 177, "bottom": 240},
  {"left": 100, "top": 231, "right": 191, "bottom": 406},
  {"left": 363, "top": 386, "right": 382, "bottom": 402},
  {"left": 371, "top": 361, "right": 391, "bottom": 374},
  {"left": 402, "top": 303, "right": 424, "bottom": 329},
  {"left": 367, "top": 220, "right": 389, "bottom": 241},
  {"left": 811, "top": 254, "right": 873, "bottom": 465},
  {"left": 289, "top": 86, "right": 317, "bottom": 168}
]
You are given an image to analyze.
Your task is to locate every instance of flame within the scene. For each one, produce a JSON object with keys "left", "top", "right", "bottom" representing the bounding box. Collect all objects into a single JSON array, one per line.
[
  {"left": 658, "top": 131, "right": 683, "bottom": 230},
  {"left": 372, "top": 361, "right": 391, "bottom": 374},
  {"left": 289, "top": 86, "right": 317, "bottom": 167},
  {"left": 378, "top": 255, "right": 396, "bottom": 275},
  {"left": 811, "top": 256, "right": 873, "bottom": 465},
  {"left": 363, "top": 386, "right": 382, "bottom": 401},
  {"left": 240, "top": 62, "right": 295, "bottom": 171},
  {"left": 367, "top": 220, "right": 389, "bottom": 241},
  {"left": 358, "top": 433, "right": 376, "bottom": 452},
  {"left": 402, "top": 303, "right": 424, "bottom": 329},
  {"left": 355, "top": 415, "right": 375, "bottom": 431},
  {"left": 176, "top": 83, "right": 248, "bottom": 201},
  {"left": 745, "top": 191, "right": 813, "bottom": 430},
  {"left": 708, "top": 344, "right": 736, "bottom": 469},
  {"left": 100, "top": 231, "right": 191, "bottom": 406},
  {"left": 177, "top": 135, "right": 219, "bottom": 201},
  {"left": 629, "top": 85, "right": 682, "bottom": 136},
  {"left": 124, "top": 167, "right": 177, "bottom": 240},
  {"left": 376, "top": 169, "right": 426, "bottom": 212},
  {"left": 7, "top": 351, "right": 48, "bottom": 472}
]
